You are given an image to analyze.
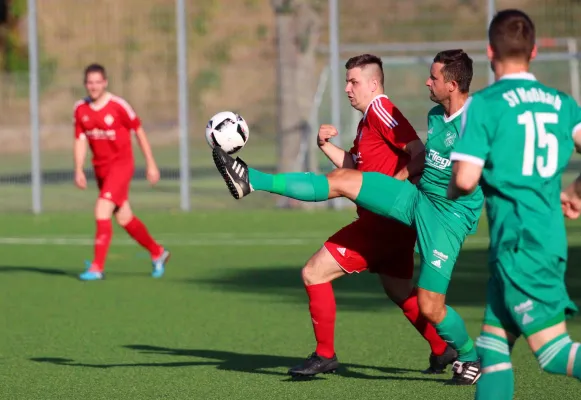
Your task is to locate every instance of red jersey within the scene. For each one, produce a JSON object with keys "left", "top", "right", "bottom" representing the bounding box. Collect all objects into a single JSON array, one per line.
[
  {"left": 350, "top": 94, "right": 419, "bottom": 218},
  {"left": 74, "top": 93, "right": 141, "bottom": 168}
]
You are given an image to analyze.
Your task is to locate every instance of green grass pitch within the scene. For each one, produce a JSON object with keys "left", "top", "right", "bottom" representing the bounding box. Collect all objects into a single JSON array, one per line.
[{"left": 0, "top": 209, "right": 579, "bottom": 399}]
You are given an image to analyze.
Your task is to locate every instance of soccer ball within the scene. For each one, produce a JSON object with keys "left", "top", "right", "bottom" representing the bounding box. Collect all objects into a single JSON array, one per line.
[{"left": 205, "top": 111, "right": 250, "bottom": 154}]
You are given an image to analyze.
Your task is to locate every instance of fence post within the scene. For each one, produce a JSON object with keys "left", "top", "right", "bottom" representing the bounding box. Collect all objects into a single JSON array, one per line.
[
  {"left": 176, "top": 0, "right": 190, "bottom": 211},
  {"left": 568, "top": 38, "right": 580, "bottom": 104},
  {"left": 28, "top": 0, "right": 42, "bottom": 214},
  {"left": 487, "top": 0, "right": 495, "bottom": 85}
]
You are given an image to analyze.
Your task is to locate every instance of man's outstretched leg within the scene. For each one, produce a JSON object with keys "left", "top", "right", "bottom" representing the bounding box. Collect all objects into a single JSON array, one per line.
[
  {"left": 288, "top": 247, "right": 345, "bottom": 377},
  {"left": 115, "top": 201, "right": 170, "bottom": 278},
  {"left": 213, "top": 147, "right": 391, "bottom": 210}
]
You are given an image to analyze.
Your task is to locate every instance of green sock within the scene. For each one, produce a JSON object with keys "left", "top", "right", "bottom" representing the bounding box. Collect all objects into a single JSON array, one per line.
[
  {"left": 434, "top": 305, "right": 478, "bottom": 362},
  {"left": 535, "top": 333, "right": 581, "bottom": 379},
  {"left": 475, "top": 332, "right": 514, "bottom": 400},
  {"left": 248, "top": 168, "right": 274, "bottom": 191},
  {"left": 248, "top": 168, "right": 329, "bottom": 202}
]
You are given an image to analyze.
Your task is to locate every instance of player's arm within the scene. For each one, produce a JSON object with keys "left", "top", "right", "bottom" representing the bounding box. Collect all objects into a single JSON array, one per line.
[
  {"left": 448, "top": 161, "right": 482, "bottom": 199},
  {"left": 74, "top": 136, "right": 87, "bottom": 172},
  {"left": 369, "top": 100, "right": 423, "bottom": 181},
  {"left": 560, "top": 115, "right": 581, "bottom": 218},
  {"left": 318, "top": 124, "right": 356, "bottom": 169},
  {"left": 134, "top": 127, "right": 160, "bottom": 184},
  {"left": 73, "top": 107, "right": 88, "bottom": 189},
  {"left": 118, "top": 100, "right": 160, "bottom": 185},
  {"left": 448, "top": 96, "right": 489, "bottom": 199},
  {"left": 393, "top": 139, "right": 425, "bottom": 181}
]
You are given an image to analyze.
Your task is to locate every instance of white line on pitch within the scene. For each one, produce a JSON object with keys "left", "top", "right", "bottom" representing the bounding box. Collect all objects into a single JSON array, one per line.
[{"left": 0, "top": 235, "right": 579, "bottom": 248}]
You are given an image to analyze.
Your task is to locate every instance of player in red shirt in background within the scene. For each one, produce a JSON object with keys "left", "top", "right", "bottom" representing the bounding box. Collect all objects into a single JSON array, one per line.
[
  {"left": 287, "top": 54, "right": 457, "bottom": 376},
  {"left": 73, "top": 64, "right": 170, "bottom": 281}
]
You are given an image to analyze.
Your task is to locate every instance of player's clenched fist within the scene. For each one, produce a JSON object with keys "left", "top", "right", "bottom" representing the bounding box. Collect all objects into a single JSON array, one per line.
[
  {"left": 561, "top": 188, "right": 581, "bottom": 219},
  {"left": 147, "top": 165, "right": 160, "bottom": 186},
  {"left": 74, "top": 170, "right": 87, "bottom": 190},
  {"left": 317, "top": 124, "right": 338, "bottom": 147}
]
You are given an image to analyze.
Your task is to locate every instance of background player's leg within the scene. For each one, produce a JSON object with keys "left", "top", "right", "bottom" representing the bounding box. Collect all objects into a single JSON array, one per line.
[
  {"left": 80, "top": 198, "right": 116, "bottom": 280},
  {"left": 115, "top": 201, "right": 169, "bottom": 278},
  {"left": 288, "top": 246, "right": 344, "bottom": 377},
  {"left": 380, "top": 276, "right": 454, "bottom": 372},
  {"left": 475, "top": 325, "right": 517, "bottom": 400},
  {"left": 116, "top": 201, "right": 164, "bottom": 259}
]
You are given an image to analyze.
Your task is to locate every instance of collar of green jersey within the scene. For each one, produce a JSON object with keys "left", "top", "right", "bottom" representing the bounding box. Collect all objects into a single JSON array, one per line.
[
  {"left": 443, "top": 105, "right": 465, "bottom": 123},
  {"left": 499, "top": 72, "right": 537, "bottom": 81}
]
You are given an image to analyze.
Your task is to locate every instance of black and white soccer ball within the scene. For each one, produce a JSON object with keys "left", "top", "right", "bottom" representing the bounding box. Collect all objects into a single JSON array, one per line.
[{"left": 205, "top": 111, "right": 250, "bottom": 155}]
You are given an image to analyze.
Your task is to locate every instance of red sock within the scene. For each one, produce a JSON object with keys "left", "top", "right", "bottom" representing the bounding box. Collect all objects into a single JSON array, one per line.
[
  {"left": 398, "top": 288, "right": 447, "bottom": 356},
  {"left": 123, "top": 217, "right": 163, "bottom": 259},
  {"left": 92, "top": 219, "right": 112, "bottom": 272},
  {"left": 305, "top": 282, "right": 336, "bottom": 358}
]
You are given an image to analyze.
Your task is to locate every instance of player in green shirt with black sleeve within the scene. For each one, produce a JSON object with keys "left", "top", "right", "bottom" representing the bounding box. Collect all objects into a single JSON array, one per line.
[{"left": 448, "top": 9, "right": 581, "bottom": 399}]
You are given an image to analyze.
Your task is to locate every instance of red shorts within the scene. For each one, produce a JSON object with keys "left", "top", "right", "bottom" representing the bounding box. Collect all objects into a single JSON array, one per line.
[
  {"left": 324, "top": 214, "right": 416, "bottom": 278},
  {"left": 94, "top": 164, "right": 134, "bottom": 207}
]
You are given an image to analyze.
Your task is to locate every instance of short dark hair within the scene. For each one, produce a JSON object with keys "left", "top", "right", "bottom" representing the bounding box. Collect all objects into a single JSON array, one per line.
[
  {"left": 488, "top": 9, "right": 535, "bottom": 62},
  {"left": 84, "top": 63, "right": 107, "bottom": 81},
  {"left": 345, "top": 54, "right": 384, "bottom": 86},
  {"left": 433, "top": 49, "right": 473, "bottom": 94}
]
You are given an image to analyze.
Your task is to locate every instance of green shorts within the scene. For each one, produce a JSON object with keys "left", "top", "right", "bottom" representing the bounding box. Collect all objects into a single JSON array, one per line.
[
  {"left": 356, "top": 172, "right": 471, "bottom": 294},
  {"left": 483, "top": 248, "right": 578, "bottom": 337}
]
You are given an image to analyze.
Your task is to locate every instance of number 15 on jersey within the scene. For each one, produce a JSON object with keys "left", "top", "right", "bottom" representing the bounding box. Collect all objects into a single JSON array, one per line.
[{"left": 517, "top": 111, "right": 558, "bottom": 178}]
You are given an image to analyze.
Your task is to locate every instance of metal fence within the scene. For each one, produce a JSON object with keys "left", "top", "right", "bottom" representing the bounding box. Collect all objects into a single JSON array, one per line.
[{"left": 1, "top": 0, "right": 580, "bottom": 213}]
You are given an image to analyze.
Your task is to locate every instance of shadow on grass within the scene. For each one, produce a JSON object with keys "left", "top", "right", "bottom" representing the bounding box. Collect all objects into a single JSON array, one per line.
[
  {"left": 31, "top": 345, "right": 449, "bottom": 383},
  {"left": 0, "top": 265, "right": 74, "bottom": 277},
  {"left": 189, "top": 247, "right": 581, "bottom": 311},
  {"left": 0, "top": 265, "right": 160, "bottom": 279}
]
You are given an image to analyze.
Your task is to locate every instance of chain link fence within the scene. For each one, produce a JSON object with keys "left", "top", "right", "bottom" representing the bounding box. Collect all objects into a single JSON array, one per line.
[{"left": 0, "top": 0, "right": 579, "bottom": 213}]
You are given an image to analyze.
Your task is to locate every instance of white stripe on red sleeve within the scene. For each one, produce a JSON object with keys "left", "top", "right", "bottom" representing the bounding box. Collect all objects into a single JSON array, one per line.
[
  {"left": 371, "top": 100, "right": 398, "bottom": 129},
  {"left": 111, "top": 95, "right": 137, "bottom": 120},
  {"left": 73, "top": 99, "right": 84, "bottom": 114}
]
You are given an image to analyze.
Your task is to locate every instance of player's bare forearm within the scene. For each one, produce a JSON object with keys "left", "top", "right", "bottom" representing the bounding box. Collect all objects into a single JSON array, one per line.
[
  {"left": 135, "top": 127, "right": 157, "bottom": 168},
  {"left": 320, "top": 142, "right": 356, "bottom": 169},
  {"left": 448, "top": 162, "right": 481, "bottom": 199},
  {"left": 74, "top": 138, "right": 87, "bottom": 172},
  {"left": 394, "top": 140, "right": 425, "bottom": 181}
]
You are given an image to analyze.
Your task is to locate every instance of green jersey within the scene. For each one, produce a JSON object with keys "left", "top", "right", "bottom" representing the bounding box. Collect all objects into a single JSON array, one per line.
[
  {"left": 418, "top": 105, "right": 484, "bottom": 230},
  {"left": 452, "top": 72, "right": 581, "bottom": 260}
]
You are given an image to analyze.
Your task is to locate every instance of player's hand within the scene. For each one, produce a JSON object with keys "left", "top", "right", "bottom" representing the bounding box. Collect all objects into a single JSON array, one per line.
[
  {"left": 317, "top": 124, "right": 338, "bottom": 147},
  {"left": 74, "top": 170, "right": 87, "bottom": 190},
  {"left": 146, "top": 164, "right": 160, "bottom": 186},
  {"left": 561, "top": 189, "right": 581, "bottom": 219}
]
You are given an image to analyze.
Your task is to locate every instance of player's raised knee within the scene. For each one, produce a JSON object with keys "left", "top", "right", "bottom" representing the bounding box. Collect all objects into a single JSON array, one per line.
[{"left": 302, "top": 248, "right": 345, "bottom": 286}]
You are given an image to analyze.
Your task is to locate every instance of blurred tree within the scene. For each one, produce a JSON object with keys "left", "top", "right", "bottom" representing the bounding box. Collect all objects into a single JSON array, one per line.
[
  {"left": 271, "top": 0, "right": 322, "bottom": 208},
  {"left": 0, "top": 0, "right": 28, "bottom": 72}
]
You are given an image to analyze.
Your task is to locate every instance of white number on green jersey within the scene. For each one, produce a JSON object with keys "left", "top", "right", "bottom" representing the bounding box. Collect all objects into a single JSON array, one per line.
[{"left": 517, "top": 111, "right": 558, "bottom": 178}]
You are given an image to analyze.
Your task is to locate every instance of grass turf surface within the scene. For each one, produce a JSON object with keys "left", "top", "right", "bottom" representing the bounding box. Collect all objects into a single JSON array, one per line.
[{"left": 0, "top": 210, "right": 580, "bottom": 399}]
